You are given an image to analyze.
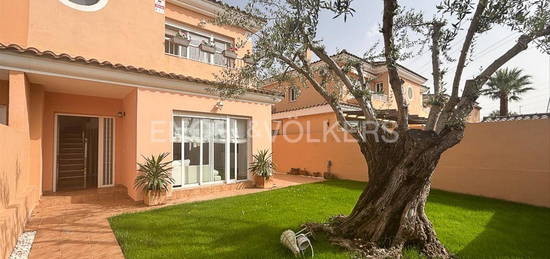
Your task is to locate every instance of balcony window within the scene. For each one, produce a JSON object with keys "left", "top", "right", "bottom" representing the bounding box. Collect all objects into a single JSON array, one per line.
[
  {"left": 165, "top": 24, "right": 235, "bottom": 68},
  {"left": 289, "top": 86, "right": 299, "bottom": 102}
]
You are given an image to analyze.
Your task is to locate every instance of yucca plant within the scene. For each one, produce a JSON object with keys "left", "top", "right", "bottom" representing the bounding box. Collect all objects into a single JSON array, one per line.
[
  {"left": 250, "top": 149, "right": 276, "bottom": 180},
  {"left": 134, "top": 152, "right": 174, "bottom": 194}
]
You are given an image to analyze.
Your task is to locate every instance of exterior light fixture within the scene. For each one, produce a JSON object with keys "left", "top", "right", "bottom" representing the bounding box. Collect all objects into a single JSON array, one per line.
[{"left": 117, "top": 112, "right": 126, "bottom": 118}]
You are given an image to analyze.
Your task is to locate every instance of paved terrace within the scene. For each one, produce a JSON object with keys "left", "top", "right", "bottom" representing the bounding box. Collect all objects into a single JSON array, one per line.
[{"left": 23, "top": 174, "right": 323, "bottom": 258}]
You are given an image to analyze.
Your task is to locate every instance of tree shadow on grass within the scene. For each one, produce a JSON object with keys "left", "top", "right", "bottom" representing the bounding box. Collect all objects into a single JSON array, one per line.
[
  {"left": 427, "top": 189, "right": 550, "bottom": 259},
  {"left": 315, "top": 181, "right": 550, "bottom": 258}
]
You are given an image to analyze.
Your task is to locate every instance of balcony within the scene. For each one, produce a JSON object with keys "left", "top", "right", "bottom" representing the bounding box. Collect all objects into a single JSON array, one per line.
[{"left": 371, "top": 93, "right": 389, "bottom": 102}]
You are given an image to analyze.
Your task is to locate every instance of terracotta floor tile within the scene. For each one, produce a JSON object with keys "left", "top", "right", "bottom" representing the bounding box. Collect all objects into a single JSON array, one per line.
[{"left": 25, "top": 174, "right": 322, "bottom": 258}]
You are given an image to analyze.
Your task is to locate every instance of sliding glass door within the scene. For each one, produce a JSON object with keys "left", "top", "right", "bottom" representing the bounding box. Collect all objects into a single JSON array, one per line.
[
  {"left": 173, "top": 114, "right": 248, "bottom": 188},
  {"left": 230, "top": 119, "right": 248, "bottom": 181}
]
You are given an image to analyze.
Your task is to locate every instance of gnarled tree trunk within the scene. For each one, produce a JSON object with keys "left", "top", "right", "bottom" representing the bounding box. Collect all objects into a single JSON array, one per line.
[{"left": 308, "top": 129, "right": 462, "bottom": 258}]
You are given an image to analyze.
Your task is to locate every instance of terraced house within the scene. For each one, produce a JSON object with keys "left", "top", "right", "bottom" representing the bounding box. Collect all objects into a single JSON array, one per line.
[{"left": 0, "top": 0, "right": 281, "bottom": 257}]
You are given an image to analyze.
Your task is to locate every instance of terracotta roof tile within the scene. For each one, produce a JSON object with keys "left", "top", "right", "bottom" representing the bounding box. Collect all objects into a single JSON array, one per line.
[
  {"left": 482, "top": 113, "right": 549, "bottom": 122},
  {"left": 0, "top": 43, "right": 281, "bottom": 97},
  {"left": 272, "top": 101, "right": 360, "bottom": 114}
]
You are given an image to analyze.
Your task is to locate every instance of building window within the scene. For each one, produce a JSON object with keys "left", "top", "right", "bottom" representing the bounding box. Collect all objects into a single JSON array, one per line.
[
  {"left": 375, "top": 82, "right": 384, "bottom": 93},
  {"left": 69, "top": 0, "right": 99, "bottom": 4},
  {"left": 407, "top": 86, "right": 414, "bottom": 100},
  {"left": 164, "top": 37, "right": 181, "bottom": 56},
  {"left": 165, "top": 24, "right": 235, "bottom": 68},
  {"left": 59, "top": 0, "right": 108, "bottom": 11},
  {"left": 289, "top": 87, "right": 299, "bottom": 102}
]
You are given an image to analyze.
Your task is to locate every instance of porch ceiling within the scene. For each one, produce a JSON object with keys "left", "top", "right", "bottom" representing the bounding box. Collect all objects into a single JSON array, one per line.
[{"left": 27, "top": 73, "right": 134, "bottom": 99}]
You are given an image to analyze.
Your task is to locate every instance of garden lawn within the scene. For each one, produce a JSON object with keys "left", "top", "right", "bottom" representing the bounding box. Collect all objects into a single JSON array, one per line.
[{"left": 109, "top": 180, "right": 550, "bottom": 259}]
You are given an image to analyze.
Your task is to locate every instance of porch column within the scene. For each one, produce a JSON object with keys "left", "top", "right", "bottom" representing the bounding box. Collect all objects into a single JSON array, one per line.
[
  {"left": 8, "top": 71, "right": 43, "bottom": 198},
  {"left": 8, "top": 71, "right": 30, "bottom": 134}
]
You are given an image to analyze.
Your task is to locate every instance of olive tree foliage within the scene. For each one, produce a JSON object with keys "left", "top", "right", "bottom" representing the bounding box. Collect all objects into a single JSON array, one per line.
[
  {"left": 212, "top": 0, "right": 549, "bottom": 257},
  {"left": 213, "top": 0, "right": 549, "bottom": 137}
]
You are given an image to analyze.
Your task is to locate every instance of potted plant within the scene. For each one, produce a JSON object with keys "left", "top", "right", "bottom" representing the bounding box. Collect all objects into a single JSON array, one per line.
[
  {"left": 223, "top": 45, "right": 238, "bottom": 59},
  {"left": 134, "top": 152, "right": 174, "bottom": 206},
  {"left": 172, "top": 30, "right": 190, "bottom": 46},
  {"left": 199, "top": 39, "right": 216, "bottom": 53},
  {"left": 250, "top": 149, "right": 276, "bottom": 188},
  {"left": 243, "top": 52, "right": 255, "bottom": 65}
]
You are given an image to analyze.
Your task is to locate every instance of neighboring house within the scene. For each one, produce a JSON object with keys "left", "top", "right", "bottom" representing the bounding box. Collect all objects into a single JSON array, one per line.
[
  {"left": 267, "top": 50, "right": 431, "bottom": 136},
  {"left": 267, "top": 50, "right": 481, "bottom": 137},
  {"left": 267, "top": 50, "right": 482, "bottom": 180},
  {"left": 0, "top": 0, "right": 280, "bottom": 256}
]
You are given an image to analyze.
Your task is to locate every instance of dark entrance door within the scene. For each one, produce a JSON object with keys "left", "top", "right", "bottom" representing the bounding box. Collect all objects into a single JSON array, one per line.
[{"left": 56, "top": 115, "right": 99, "bottom": 191}]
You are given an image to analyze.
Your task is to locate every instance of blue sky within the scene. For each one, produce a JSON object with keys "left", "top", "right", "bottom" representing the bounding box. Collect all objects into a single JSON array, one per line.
[{"left": 227, "top": 0, "right": 550, "bottom": 116}]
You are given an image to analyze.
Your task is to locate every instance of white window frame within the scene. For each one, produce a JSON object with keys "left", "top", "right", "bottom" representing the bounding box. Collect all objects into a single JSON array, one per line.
[
  {"left": 59, "top": 0, "right": 108, "bottom": 12},
  {"left": 172, "top": 112, "right": 251, "bottom": 189}
]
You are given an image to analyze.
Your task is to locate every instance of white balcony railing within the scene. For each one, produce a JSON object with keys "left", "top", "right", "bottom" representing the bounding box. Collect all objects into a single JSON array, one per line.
[{"left": 371, "top": 93, "right": 388, "bottom": 102}]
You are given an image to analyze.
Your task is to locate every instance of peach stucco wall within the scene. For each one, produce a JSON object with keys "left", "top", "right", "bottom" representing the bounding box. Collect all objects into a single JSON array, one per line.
[
  {"left": 273, "top": 112, "right": 369, "bottom": 180},
  {"left": 0, "top": 0, "right": 29, "bottom": 46},
  {"left": 41, "top": 92, "right": 124, "bottom": 193},
  {"left": 273, "top": 118, "right": 550, "bottom": 207},
  {"left": 0, "top": 72, "right": 43, "bottom": 259},
  {"left": 118, "top": 90, "right": 138, "bottom": 198},
  {"left": 432, "top": 119, "right": 550, "bottom": 207},
  {"left": 132, "top": 88, "right": 273, "bottom": 200},
  {"left": 18, "top": 0, "right": 251, "bottom": 81}
]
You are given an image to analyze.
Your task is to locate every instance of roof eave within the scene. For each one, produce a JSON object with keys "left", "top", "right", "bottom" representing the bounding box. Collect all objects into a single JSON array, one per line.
[{"left": 0, "top": 46, "right": 281, "bottom": 104}]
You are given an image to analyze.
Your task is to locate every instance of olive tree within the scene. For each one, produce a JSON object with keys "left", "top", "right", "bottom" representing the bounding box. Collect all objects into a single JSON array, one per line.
[{"left": 214, "top": 0, "right": 550, "bottom": 257}]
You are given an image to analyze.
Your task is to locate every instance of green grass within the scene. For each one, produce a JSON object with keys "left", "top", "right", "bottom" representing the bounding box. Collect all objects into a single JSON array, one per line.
[{"left": 109, "top": 180, "right": 550, "bottom": 259}]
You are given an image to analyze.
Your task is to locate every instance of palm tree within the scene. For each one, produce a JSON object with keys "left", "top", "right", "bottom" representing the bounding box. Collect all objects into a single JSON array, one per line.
[{"left": 482, "top": 68, "right": 534, "bottom": 116}]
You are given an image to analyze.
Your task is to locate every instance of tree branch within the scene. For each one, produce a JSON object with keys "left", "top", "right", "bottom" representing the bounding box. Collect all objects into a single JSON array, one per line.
[
  {"left": 308, "top": 45, "right": 378, "bottom": 124},
  {"left": 447, "top": 24, "right": 550, "bottom": 129},
  {"left": 435, "top": 0, "right": 488, "bottom": 133},
  {"left": 353, "top": 62, "right": 379, "bottom": 123},
  {"left": 425, "top": 22, "right": 444, "bottom": 131},
  {"left": 449, "top": 0, "right": 487, "bottom": 99},
  {"left": 277, "top": 54, "right": 366, "bottom": 143},
  {"left": 382, "top": 0, "right": 408, "bottom": 131}
]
